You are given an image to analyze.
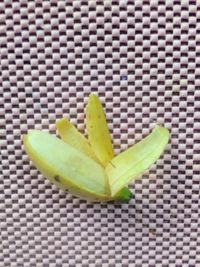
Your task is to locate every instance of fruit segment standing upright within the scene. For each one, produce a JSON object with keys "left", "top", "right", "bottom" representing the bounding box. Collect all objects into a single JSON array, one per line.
[
  {"left": 106, "top": 126, "right": 170, "bottom": 196},
  {"left": 85, "top": 93, "right": 133, "bottom": 200},
  {"left": 86, "top": 93, "right": 114, "bottom": 167}
]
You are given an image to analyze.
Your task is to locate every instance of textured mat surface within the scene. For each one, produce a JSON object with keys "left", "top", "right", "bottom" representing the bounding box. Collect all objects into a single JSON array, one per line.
[{"left": 0, "top": 0, "right": 200, "bottom": 266}]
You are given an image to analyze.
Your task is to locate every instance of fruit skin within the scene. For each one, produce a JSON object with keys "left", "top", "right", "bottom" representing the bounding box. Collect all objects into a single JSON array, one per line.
[
  {"left": 106, "top": 126, "right": 170, "bottom": 197},
  {"left": 23, "top": 130, "right": 110, "bottom": 201},
  {"left": 86, "top": 93, "right": 114, "bottom": 167}
]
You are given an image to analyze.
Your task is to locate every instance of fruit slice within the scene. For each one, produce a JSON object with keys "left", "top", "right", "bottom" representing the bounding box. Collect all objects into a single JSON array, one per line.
[
  {"left": 23, "top": 130, "right": 110, "bottom": 201},
  {"left": 85, "top": 93, "right": 132, "bottom": 200},
  {"left": 106, "top": 126, "right": 170, "bottom": 196},
  {"left": 56, "top": 118, "right": 98, "bottom": 162},
  {"left": 86, "top": 93, "right": 114, "bottom": 167}
]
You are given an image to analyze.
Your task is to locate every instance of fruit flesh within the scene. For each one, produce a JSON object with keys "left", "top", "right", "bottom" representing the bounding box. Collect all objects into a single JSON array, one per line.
[
  {"left": 23, "top": 130, "right": 110, "bottom": 201},
  {"left": 106, "top": 126, "right": 170, "bottom": 196},
  {"left": 86, "top": 94, "right": 114, "bottom": 167}
]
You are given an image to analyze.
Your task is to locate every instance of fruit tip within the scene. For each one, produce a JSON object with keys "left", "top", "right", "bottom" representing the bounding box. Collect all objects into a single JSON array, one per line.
[
  {"left": 154, "top": 124, "right": 170, "bottom": 136},
  {"left": 56, "top": 117, "right": 65, "bottom": 126},
  {"left": 88, "top": 92, "right": 99, "bottom": 102}
]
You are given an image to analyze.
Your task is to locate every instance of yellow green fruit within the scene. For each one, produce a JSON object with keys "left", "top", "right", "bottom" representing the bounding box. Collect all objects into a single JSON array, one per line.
[{"left": 86, "top": 94, "right": 114, "bottom": 167}]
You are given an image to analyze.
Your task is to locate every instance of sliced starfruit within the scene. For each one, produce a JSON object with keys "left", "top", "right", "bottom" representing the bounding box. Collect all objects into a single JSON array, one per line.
[
  {"left": 106, "top": 126, "right": 170, "bottom": 197},
  {"left": 86, "top": 93, "right": 114, "bottom": 167}
]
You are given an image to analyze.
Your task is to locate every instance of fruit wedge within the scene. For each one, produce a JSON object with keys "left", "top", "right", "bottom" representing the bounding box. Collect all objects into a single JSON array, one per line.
[
  {"left": 86, "top": 93, "right": 114, "bottom": 167},
  {"left": 106, "top": 126, "right": 170, "bottom": 196},
  {"left": 23, "top": 130, "right": 110, "bottom": 201},
  {"left": 85, "top": 94, "right": 132, "bottom": 200}
]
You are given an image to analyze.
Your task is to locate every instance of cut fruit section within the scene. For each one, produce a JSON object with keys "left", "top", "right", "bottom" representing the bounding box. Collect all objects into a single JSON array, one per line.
[
  {"left": 23, "top": 130, "right": 110, "bottom": 201},
  {"left": 85, "top": 94, "right": 132, "bottom": 200},
  {"left": 86, "top": 93, "right": 114, "bottom": 167},
  {"left": 106, "top": 126, "right": 170, "bottom": 197}
]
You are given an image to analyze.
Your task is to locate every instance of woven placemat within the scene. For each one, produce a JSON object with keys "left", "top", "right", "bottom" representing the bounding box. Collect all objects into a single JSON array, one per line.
[{"left": 0, "top": 1, "right": 200, "bottom": 266}]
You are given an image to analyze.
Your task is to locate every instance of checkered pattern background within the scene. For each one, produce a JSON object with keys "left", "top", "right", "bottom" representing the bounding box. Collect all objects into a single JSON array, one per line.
[{"left": 0, "top": 0, "right": 200, "bottom": 266}]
